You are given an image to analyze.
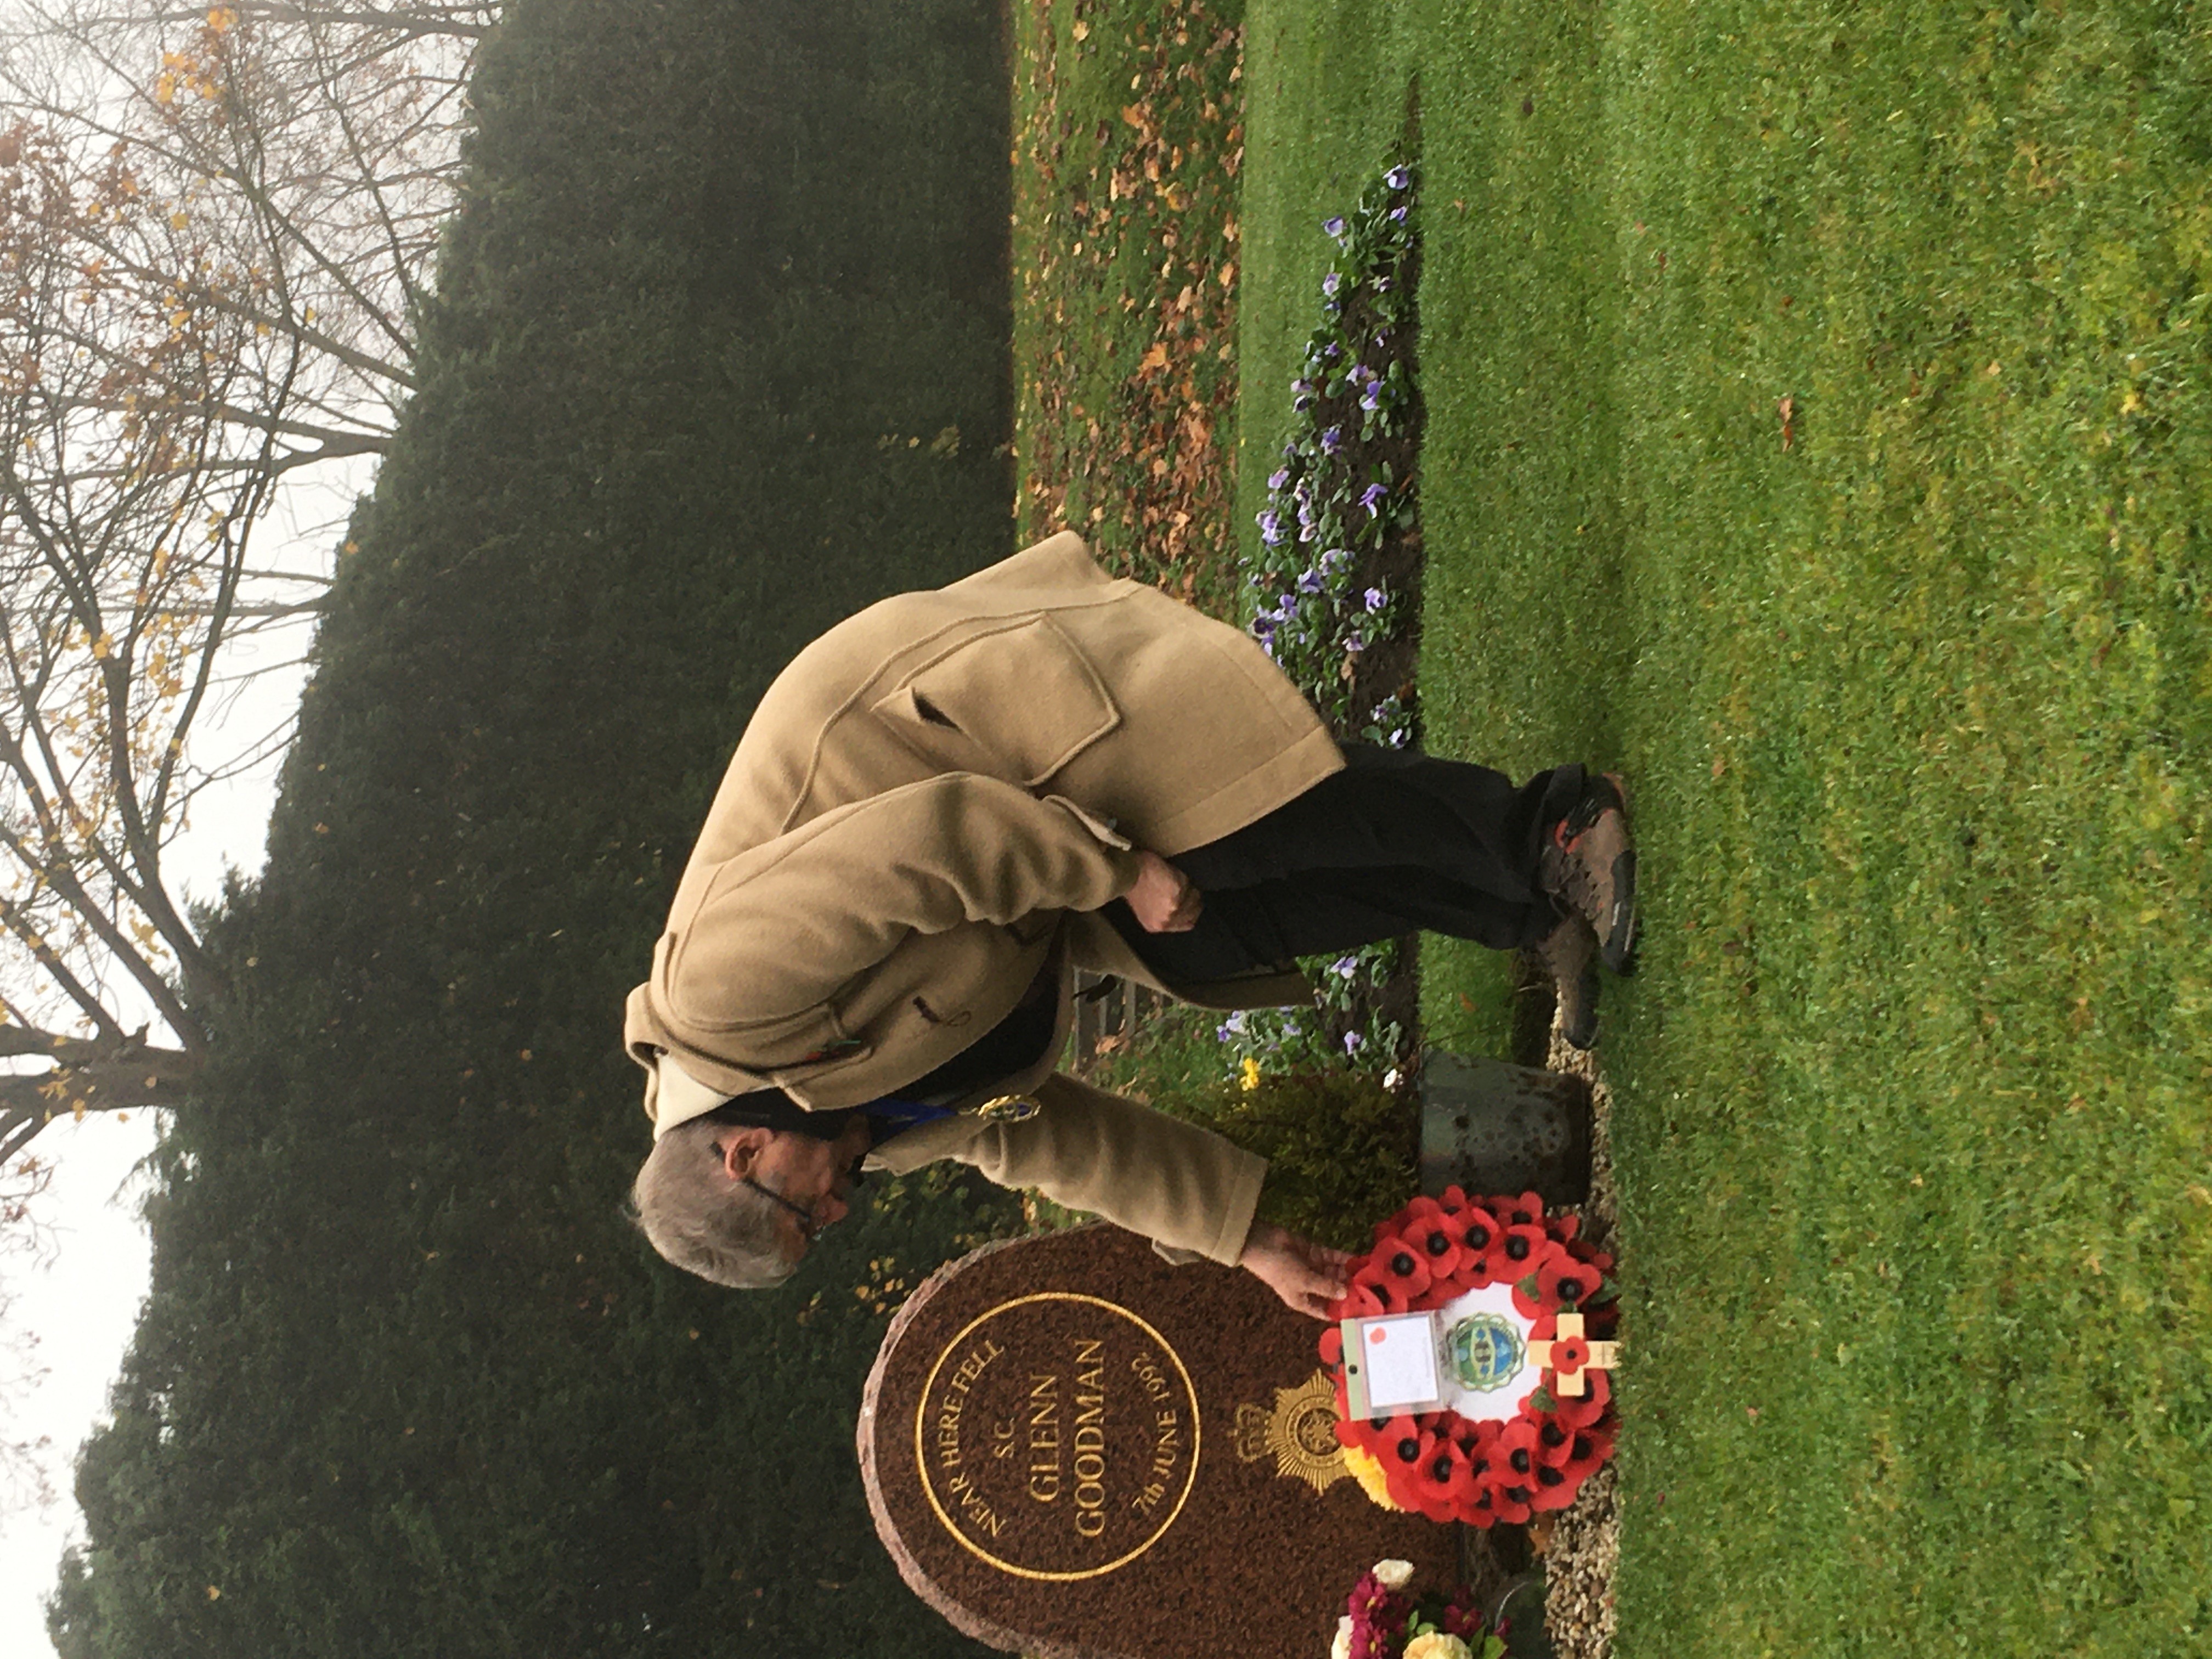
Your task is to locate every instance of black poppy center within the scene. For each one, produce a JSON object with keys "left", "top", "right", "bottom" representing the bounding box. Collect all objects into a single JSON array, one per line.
[
  {"left": 1505, "top": 1236, "right": 1531, "bottom": 1261},
  {"left": 1431, "top": 1455, "right": 1453, "bottom": 1481},
  {"left": 1390, "top": 1252, "right": 1417, "bottom": 1276},
  {"left": 1541, "top": 1423, "right": 1566, "bottom": 1448},
  {"left": 1464, "top": 1224, "right": 1492, "bottom": 1248},
  {"left": 1510, "top": 1448, "right": 1532, "bottom": 1474},
  {"left": 1538, "top": 1465, "right": 1565, "bottom": 1487},
  {"left": 1396, "top": 1438, "right": 1420, "bottom": 1463},
  {"left": 1557, "top": 1277, "right": 1584, "bottom": 1302},
  {"left": 1424, "top": 1231, "right": 1451, "bottom": 1256}
]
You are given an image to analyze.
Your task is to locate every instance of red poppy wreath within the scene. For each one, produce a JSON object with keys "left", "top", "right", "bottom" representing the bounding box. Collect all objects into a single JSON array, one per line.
[{"left": 1317, "top": 1187, "right": 1621, "bottom": 1526}]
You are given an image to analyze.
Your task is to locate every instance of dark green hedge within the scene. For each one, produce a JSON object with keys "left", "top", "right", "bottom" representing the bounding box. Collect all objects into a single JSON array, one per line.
[{"left": 53, "top": 3, "right": 1020, "bottom": 1655}]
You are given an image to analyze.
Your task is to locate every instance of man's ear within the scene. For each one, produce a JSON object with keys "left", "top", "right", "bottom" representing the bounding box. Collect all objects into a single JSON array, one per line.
[{"left": 714, "top": 1126, "right": 772, "bottom": 1183}]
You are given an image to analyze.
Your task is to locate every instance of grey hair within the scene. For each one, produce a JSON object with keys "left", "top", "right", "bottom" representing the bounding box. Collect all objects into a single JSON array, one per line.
[{"left": 628, "top": 1117, "right": 795, "bottom": 1289}]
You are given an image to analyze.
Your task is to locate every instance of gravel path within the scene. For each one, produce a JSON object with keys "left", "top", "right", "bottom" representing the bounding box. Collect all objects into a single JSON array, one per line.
[{"left": 1533, "top": 1019, "right": 1621, "bottom": 1659}]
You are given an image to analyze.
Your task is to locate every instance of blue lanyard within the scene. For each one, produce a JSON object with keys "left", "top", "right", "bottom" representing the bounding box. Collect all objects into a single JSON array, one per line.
[{"left": 862, "top": 1097, "right": 955, "bottom": 1142}]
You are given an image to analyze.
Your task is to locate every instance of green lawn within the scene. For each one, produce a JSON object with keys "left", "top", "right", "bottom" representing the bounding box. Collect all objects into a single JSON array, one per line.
[
  {"left": 1245, "top": 1, "right": 2212, "bottom": 1650},
  {"left": 1021, "top": 0, "right": 2211, "bottom": 1651}
]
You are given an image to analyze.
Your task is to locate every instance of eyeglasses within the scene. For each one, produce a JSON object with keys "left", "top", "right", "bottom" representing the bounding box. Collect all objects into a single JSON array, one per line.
[{"left": 742, "top": 1175, "right": 825, "bottom": 1241}]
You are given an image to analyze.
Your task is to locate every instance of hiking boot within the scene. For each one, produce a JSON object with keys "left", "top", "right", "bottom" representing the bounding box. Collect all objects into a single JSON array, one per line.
[
  {"left": 1537, "top": 914, "right": 1601, "bottom": 1051},
  {"left": 1539, "top": 770, "right": 1638, "bottom": 973}
]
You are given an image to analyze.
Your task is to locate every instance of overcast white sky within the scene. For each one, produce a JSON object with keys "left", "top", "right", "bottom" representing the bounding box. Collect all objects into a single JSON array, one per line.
[{"left": 0, "top": 460, "right": 368, "bottom": 1658}]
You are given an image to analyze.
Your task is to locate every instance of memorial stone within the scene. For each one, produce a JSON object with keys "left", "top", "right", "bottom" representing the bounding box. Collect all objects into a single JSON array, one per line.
[{"left": 859, "top": 1224, "right": 1458, "bottom": 1659}]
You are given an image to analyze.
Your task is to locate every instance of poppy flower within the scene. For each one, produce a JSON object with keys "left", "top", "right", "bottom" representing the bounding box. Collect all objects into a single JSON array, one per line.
[
  {"left": 1534, "top": 1327, "right": 1594, "bottom": 1395},
  {"left": 1408, "top": 1434, "right": 1482, "bottom": 1512},
  {"left": 1535, "top": 1251, "right": 1598, "bottom": 1312},
  {"left": 1549, "top": 1422, "right": 1615, "bottom": 1485},
  {"left": 1456, "top": 1417, "right": 1504, "bottom": 1469},
  {"left": 1345, "top": 1262, "right": 1401, "bottom": 1315},
  {"left": 1550, "top": 1370, "right": 1612, "bottom": 1429},
  {"left": 1374, "top": 1241, "right": 1433, "bottom": 1302},
  {"left": 1498, "top": 1222, "right": 1551, "bottom": 1268},
  {"left": 1528, "top": 1459, "right": 1580, "bottom": 1512},
  {"left": 1493, "top": 1415, "right": 1542, "bottom": 1483},
  {"left": 1454, "top": 1203, "right": 1502, "bottom": 1254},
  {"left": 1484, "top": 1476, "right": 1534, "bottom": 1526},
  {"left": 1392, "top": 1215, "right": 1464, "bottom": 1281},
  {"left": 1533, "top": 1416, "right": 1576, "bottom": 1467},
  {"left": 1492, "top": 1189, "right": 1545, "bottom": 1228},
  {"left": 1377, "top": 1413, "right": 1431, "bottom": 1469}
]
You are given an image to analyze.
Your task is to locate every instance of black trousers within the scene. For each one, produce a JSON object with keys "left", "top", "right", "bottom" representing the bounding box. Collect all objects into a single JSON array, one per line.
[{"left": 1107, "top": 744, "right": 1582, "bottom": 982}]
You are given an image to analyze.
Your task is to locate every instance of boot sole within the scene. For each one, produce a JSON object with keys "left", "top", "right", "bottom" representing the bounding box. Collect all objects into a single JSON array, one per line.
[
  {"left": 1560, "top": 1001, "right": 1599, "bottom": 1051},
  {"left": 1601, "top": 848, "right": 1639, "bottom": 974}
]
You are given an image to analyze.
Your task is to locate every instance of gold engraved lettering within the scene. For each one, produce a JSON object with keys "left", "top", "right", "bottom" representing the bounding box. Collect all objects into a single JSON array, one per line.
[
  {"left": 1130, "top": 1405, "right": 1182, "bottom": 1515},
  {"left": 934, "top": 1339, "right": 1004, "bottom": 1470},
  {"left": 1073, "top": 1338, "right": 1108, "bottom": 1538},
  {"left": 912, "top": 1293, "right": 1201, "bottom": 1582},
  {"left": 1026, "top": 1373, "right": 1062, "bottom": 1501},
  {"left": 944, "top": 1471, "right": 1006, "bottom": 1538}
]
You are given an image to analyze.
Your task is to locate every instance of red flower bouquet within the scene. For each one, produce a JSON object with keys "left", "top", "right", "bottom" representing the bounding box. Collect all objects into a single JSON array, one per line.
[{"left": 1329, "top": 1558, "right": 1504, "bottom": 1659}]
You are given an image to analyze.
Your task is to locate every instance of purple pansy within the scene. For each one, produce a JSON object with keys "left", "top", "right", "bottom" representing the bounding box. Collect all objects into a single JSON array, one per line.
[
  {"left": 1344, "top": 1030, "right": 1365, "bottom": 1054},
  {"left": 1268, "top": 466, "right": 1291, "bottom": 491},
  {"left": 1323, "top": 214, "right": 1347, "bottom": 239},
  {"left": 1258, "top": 509, "right": 1285, "bottom": 546},
  {"left": 1386, "top": 165, "right": 1411, "bottom": 190},
  {"left": 1321, "top": 425, "right": 1346, "bottom": 455},
  {"left": 1297, "top": 569, "right": 1324, "bottom": 595},
  {"left": 1390, "top": 204, "right": 1409, "bottom": 223},
  {"left": 1360, "top": 482, "right": 1390, "bottom": 516},
  {"left": 1322, "top": 271, "right": 1342, "bottom": 298},
  {"left": 1364, "top": 586, "right": 1387, "bottom": 612},
  {"left": 1321, "top": 547, "right": 1350, "bottom": 572}
]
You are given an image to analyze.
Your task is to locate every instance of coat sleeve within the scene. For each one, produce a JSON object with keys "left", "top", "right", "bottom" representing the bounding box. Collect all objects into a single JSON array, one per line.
[
  {"left": 866, "top": 1071, "right": 1266, "bottom": 1266},
  {"left": 668, "top": 774, "right": 1145, "bottom": 1024}
]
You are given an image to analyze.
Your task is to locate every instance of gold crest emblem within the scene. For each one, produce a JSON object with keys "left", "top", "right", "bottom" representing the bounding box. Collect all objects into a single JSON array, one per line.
[{"left": 1232, "top": 1370, "right": 1348, "bottom": 1496}]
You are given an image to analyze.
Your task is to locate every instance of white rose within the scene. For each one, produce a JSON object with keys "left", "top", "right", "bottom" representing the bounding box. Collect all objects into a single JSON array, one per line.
[
  {"left": 1329, "top": 1613, "right": 1355, "bottom": 1659},
  {"left": 1370, "top": 1558, "right": 1415, "bottom": 1591},
  {"left": 1403, "top": 1634, "right": 1474, "bottom": 1659}
]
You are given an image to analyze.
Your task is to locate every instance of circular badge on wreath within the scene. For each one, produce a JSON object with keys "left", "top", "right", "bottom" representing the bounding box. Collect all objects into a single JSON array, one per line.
[{"left": 1318, "top": 1186, "right": 1621, "bottom": 1527}]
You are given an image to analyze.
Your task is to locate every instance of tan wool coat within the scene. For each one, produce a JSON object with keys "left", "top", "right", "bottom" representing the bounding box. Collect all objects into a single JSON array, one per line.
[{"left": 623, "top": 533, "right": 1344, "bottom": 1262}]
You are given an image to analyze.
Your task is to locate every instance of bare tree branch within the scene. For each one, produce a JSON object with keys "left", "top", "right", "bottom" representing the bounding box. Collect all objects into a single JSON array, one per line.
[{"left": 0, "top": 1, "right": 486, "bottom": 1165}]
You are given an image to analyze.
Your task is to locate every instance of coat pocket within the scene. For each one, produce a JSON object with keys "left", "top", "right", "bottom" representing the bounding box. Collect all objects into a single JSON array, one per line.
[{"left": 870, "top": 614, "right": 1121, "bottom": 787}]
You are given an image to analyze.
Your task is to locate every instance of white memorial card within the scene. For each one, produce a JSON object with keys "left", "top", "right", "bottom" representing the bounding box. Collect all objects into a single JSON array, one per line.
[{"left": 1339, "top": 1311, "right": 1447, "bottom": 1418}]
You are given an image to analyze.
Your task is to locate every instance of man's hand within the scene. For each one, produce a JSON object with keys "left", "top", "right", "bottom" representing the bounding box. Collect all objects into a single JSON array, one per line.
[
  {"left": 1125, "top": 849, "right": 1203, "bottom": 933},
  {"left": 1239, "top": 1222, "right": 1355, "bottom": 1320}
]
